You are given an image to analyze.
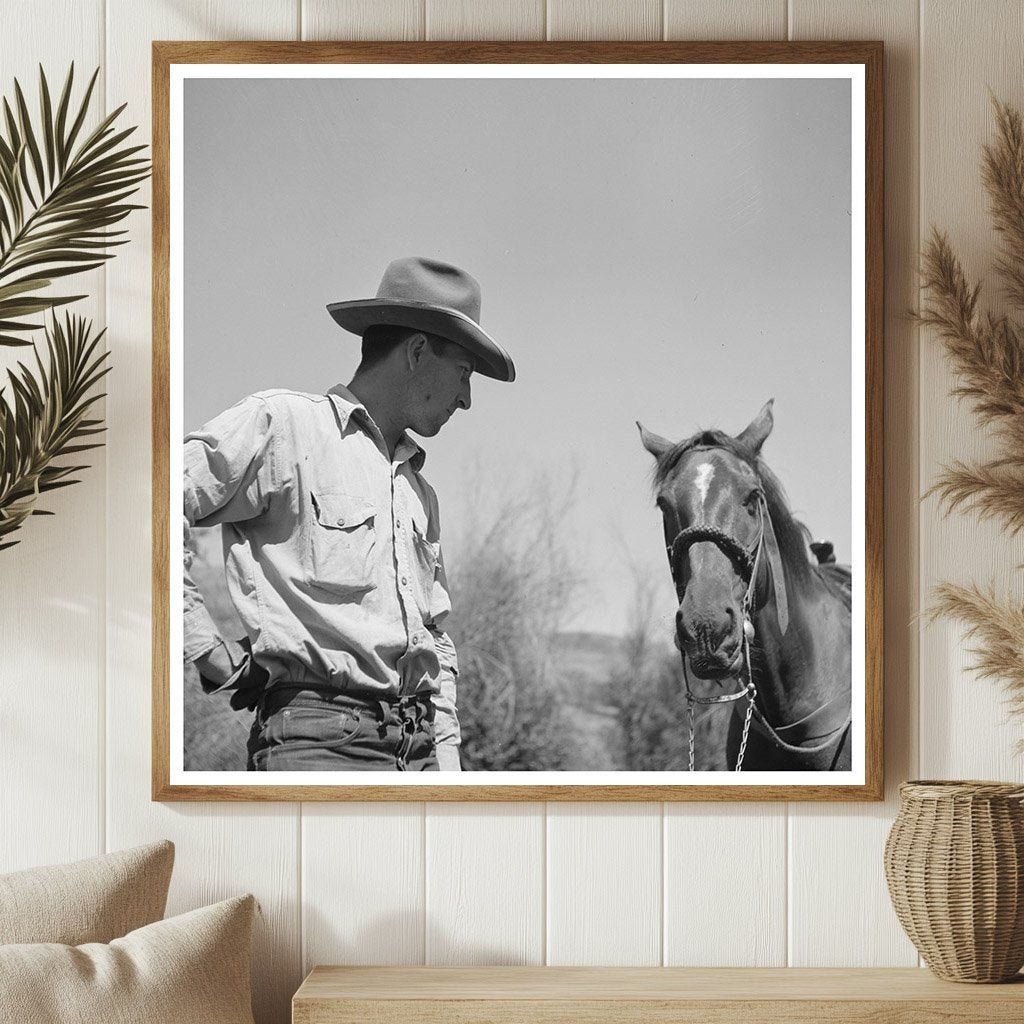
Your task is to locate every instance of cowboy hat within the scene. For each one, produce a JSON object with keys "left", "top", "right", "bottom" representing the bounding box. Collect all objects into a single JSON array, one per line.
[{"left": 327, "top": 256, "right": 516, "bottom": 382}]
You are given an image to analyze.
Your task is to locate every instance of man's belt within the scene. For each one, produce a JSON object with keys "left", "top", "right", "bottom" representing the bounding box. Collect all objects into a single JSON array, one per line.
[{"left": 259, "top": 683, "right": 432, "bottom": 719}]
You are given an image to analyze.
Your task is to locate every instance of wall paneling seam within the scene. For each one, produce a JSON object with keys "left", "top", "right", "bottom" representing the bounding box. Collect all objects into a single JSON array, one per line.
[
  {"left": 659, "top": 802, "right": 666, "bottom": 966},
  {"left": 785, "top": 806, "right": 791, "bottom": 967},
  {"left": 100, "top": 0, "right": 109, "bottom": 860},
  {"left": 540, "top": 802, "right": 548, "bottom": 962},
  {"left": 422, "top": 804, "right": 428, "bottom": 963},
  {"left": 783, "top": 2, "right": 791, "bottom": 971},
  {"left": 293, "top": 3, "right": 304, "bottom": 991},
  {"left": 542, "top": 802, "right": 549, "bottom": 965},
  {"left": 298, "top": 808, "right": 305, "bottom": 973},
  {"left": 915, "top": 0, "right": 923, "bottom": 971}
]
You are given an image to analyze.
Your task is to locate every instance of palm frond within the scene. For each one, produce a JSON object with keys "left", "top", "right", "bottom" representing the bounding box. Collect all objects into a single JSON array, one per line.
[
  {"left": 0, "top": 64, "right": 149, "bottom": 345},
  {"left": 0, "top": 312, "right": 110, "bottom": 548}
]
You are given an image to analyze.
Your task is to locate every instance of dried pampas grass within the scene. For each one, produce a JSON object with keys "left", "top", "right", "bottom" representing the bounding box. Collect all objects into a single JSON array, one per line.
[
  {"left": 931, "top": 583, "right": 1024, "bottom": 752},
  {"left": 922, "top": 98, "right": 1024, "bottom": 741}
]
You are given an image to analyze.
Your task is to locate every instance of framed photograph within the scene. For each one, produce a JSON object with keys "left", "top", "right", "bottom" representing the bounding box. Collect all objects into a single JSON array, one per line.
[{"left": 153, "top": 41, "right": 883, "bottom": 801}]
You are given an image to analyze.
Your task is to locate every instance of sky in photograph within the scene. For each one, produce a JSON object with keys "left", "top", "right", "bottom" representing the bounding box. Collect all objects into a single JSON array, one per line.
[{"left": 183, "top": 74, "right": 853, "bottom": 637}]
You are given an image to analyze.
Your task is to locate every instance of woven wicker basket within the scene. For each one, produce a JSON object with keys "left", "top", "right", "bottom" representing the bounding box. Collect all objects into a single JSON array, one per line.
[{"left": 884, "top": 780, "right": 1024, "bottom": 982}]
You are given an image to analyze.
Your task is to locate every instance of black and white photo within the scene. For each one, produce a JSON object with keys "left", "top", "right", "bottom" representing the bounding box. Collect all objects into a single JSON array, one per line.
[{"left": 154, "top": 43, "right": 883, "bottom": 799}]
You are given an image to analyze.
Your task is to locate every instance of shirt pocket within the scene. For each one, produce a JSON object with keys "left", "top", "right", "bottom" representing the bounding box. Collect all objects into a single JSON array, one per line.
[
  {"left": 308, "top": 492, "right": 377, "bottom": 597},
  {"left": 410, "top": 504, "right": 440, "bottom": 612}
]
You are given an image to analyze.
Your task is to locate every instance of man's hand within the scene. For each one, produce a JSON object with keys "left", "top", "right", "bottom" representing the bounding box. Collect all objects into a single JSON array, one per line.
[
  {"left": 193, "top": 637, "right": 269, "bottom": 711},
  {"left": 194, "top": 637, "right": 248, "bottom": 688}
]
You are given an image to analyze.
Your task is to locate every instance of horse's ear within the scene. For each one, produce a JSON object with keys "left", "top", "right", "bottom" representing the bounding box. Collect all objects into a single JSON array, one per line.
[
  {"left": 637, "top": 422, "right": 674, "bottom": 461},
  {"left": 737, "top": 399, "right": 774, "bottom": 454}
]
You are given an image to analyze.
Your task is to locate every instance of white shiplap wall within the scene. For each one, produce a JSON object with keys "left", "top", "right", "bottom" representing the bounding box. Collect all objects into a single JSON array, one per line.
[{"left": 3, "top": 2, "right": 1023, "bottom": 1021}]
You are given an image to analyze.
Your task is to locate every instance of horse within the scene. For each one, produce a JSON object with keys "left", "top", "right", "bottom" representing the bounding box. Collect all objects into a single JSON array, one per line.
[{"left": 637, "top": 400, "right": 852, "bottom": 771}]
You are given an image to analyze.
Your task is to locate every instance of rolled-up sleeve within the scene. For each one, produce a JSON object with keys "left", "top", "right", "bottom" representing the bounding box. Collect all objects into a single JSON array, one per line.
[
  {"left": 182, "top": 396, "right": 278, "bottom": 662},
  {"left": 427, "top": 541, "right": 461, "bottom": 771}
]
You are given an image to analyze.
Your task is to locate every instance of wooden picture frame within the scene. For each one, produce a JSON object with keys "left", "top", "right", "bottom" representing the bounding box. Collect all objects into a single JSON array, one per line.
[{"left": 153, "top": 41, "right": 883, "bottom": 801}]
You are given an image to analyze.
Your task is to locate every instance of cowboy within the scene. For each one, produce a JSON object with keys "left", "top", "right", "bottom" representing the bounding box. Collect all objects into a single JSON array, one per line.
[{"left": 183, "top": 257, "right": 516, "bottom": 771}]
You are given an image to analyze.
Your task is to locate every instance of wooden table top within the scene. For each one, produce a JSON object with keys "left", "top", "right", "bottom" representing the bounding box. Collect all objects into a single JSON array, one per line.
[{"left": 295, "top": 965, "right": 1024, "bottom": 1002}]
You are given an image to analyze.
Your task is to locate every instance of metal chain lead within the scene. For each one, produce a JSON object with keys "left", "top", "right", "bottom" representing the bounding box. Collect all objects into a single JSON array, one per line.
[
  {"left": 734, "top": 630, "right": 757, "bottom": 772},
  {"left": 685, "top": 620, "right": 757, "bottom": 773},
  {"left": 687, "top": 698, "right": 696, "bottom": 772}
]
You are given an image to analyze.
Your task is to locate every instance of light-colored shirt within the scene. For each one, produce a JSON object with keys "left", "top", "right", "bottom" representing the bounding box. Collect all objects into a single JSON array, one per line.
[{"left": 182, "top": 384, "right": 461, "bottom": 769}]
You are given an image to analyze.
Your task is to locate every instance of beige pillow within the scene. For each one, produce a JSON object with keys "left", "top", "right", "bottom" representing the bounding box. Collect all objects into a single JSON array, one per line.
[
  {"left": 0, "top": 893, "right": 256, "bottom": 1024},
  {"left": 0, "top": 840, "right": 174, "bottom": 946}
]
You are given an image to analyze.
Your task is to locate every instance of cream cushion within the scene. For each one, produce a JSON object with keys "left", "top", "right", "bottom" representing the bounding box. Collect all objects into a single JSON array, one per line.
[
  {"left": 0, "top": 840, "right": 174, "bottom": 945},
  {"left": 0, "top": 893, "right": 256, "bottom": 1024}
]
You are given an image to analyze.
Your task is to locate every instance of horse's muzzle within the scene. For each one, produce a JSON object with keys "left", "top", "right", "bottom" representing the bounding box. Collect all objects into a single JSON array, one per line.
[
  {"left": 676, "top": 614, "right": 744, "bottom": 680},
  {"left": 684, "top": 644, "right": 745, "bottom": 681}
]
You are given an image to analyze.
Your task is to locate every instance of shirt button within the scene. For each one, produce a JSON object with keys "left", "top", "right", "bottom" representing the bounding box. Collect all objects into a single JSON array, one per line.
[
  {"left": 337, "top": 517, "right": 346, "bottom": 526},
  {"left": 401, "top": 576, "right": 408, "bottom": 586},
  {"left": 395, "top": 519, "right": 401, "bottom": 529},
  {"left": 412, "top": 633, "right": 423, "bottom": 644}
]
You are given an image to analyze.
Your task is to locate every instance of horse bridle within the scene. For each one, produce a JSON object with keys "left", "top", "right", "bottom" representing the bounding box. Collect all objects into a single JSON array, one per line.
[
  {"left": 665, "top": 487, "right": 770, "bottom": 773},
  {"left": 668, "top": 491, "right": 853, "bottom": 772}
]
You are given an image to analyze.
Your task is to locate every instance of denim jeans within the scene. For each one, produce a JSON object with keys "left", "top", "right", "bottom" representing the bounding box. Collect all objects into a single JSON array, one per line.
[{"left": 248, "top": 686, "right": 439, "bottom": 772}]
